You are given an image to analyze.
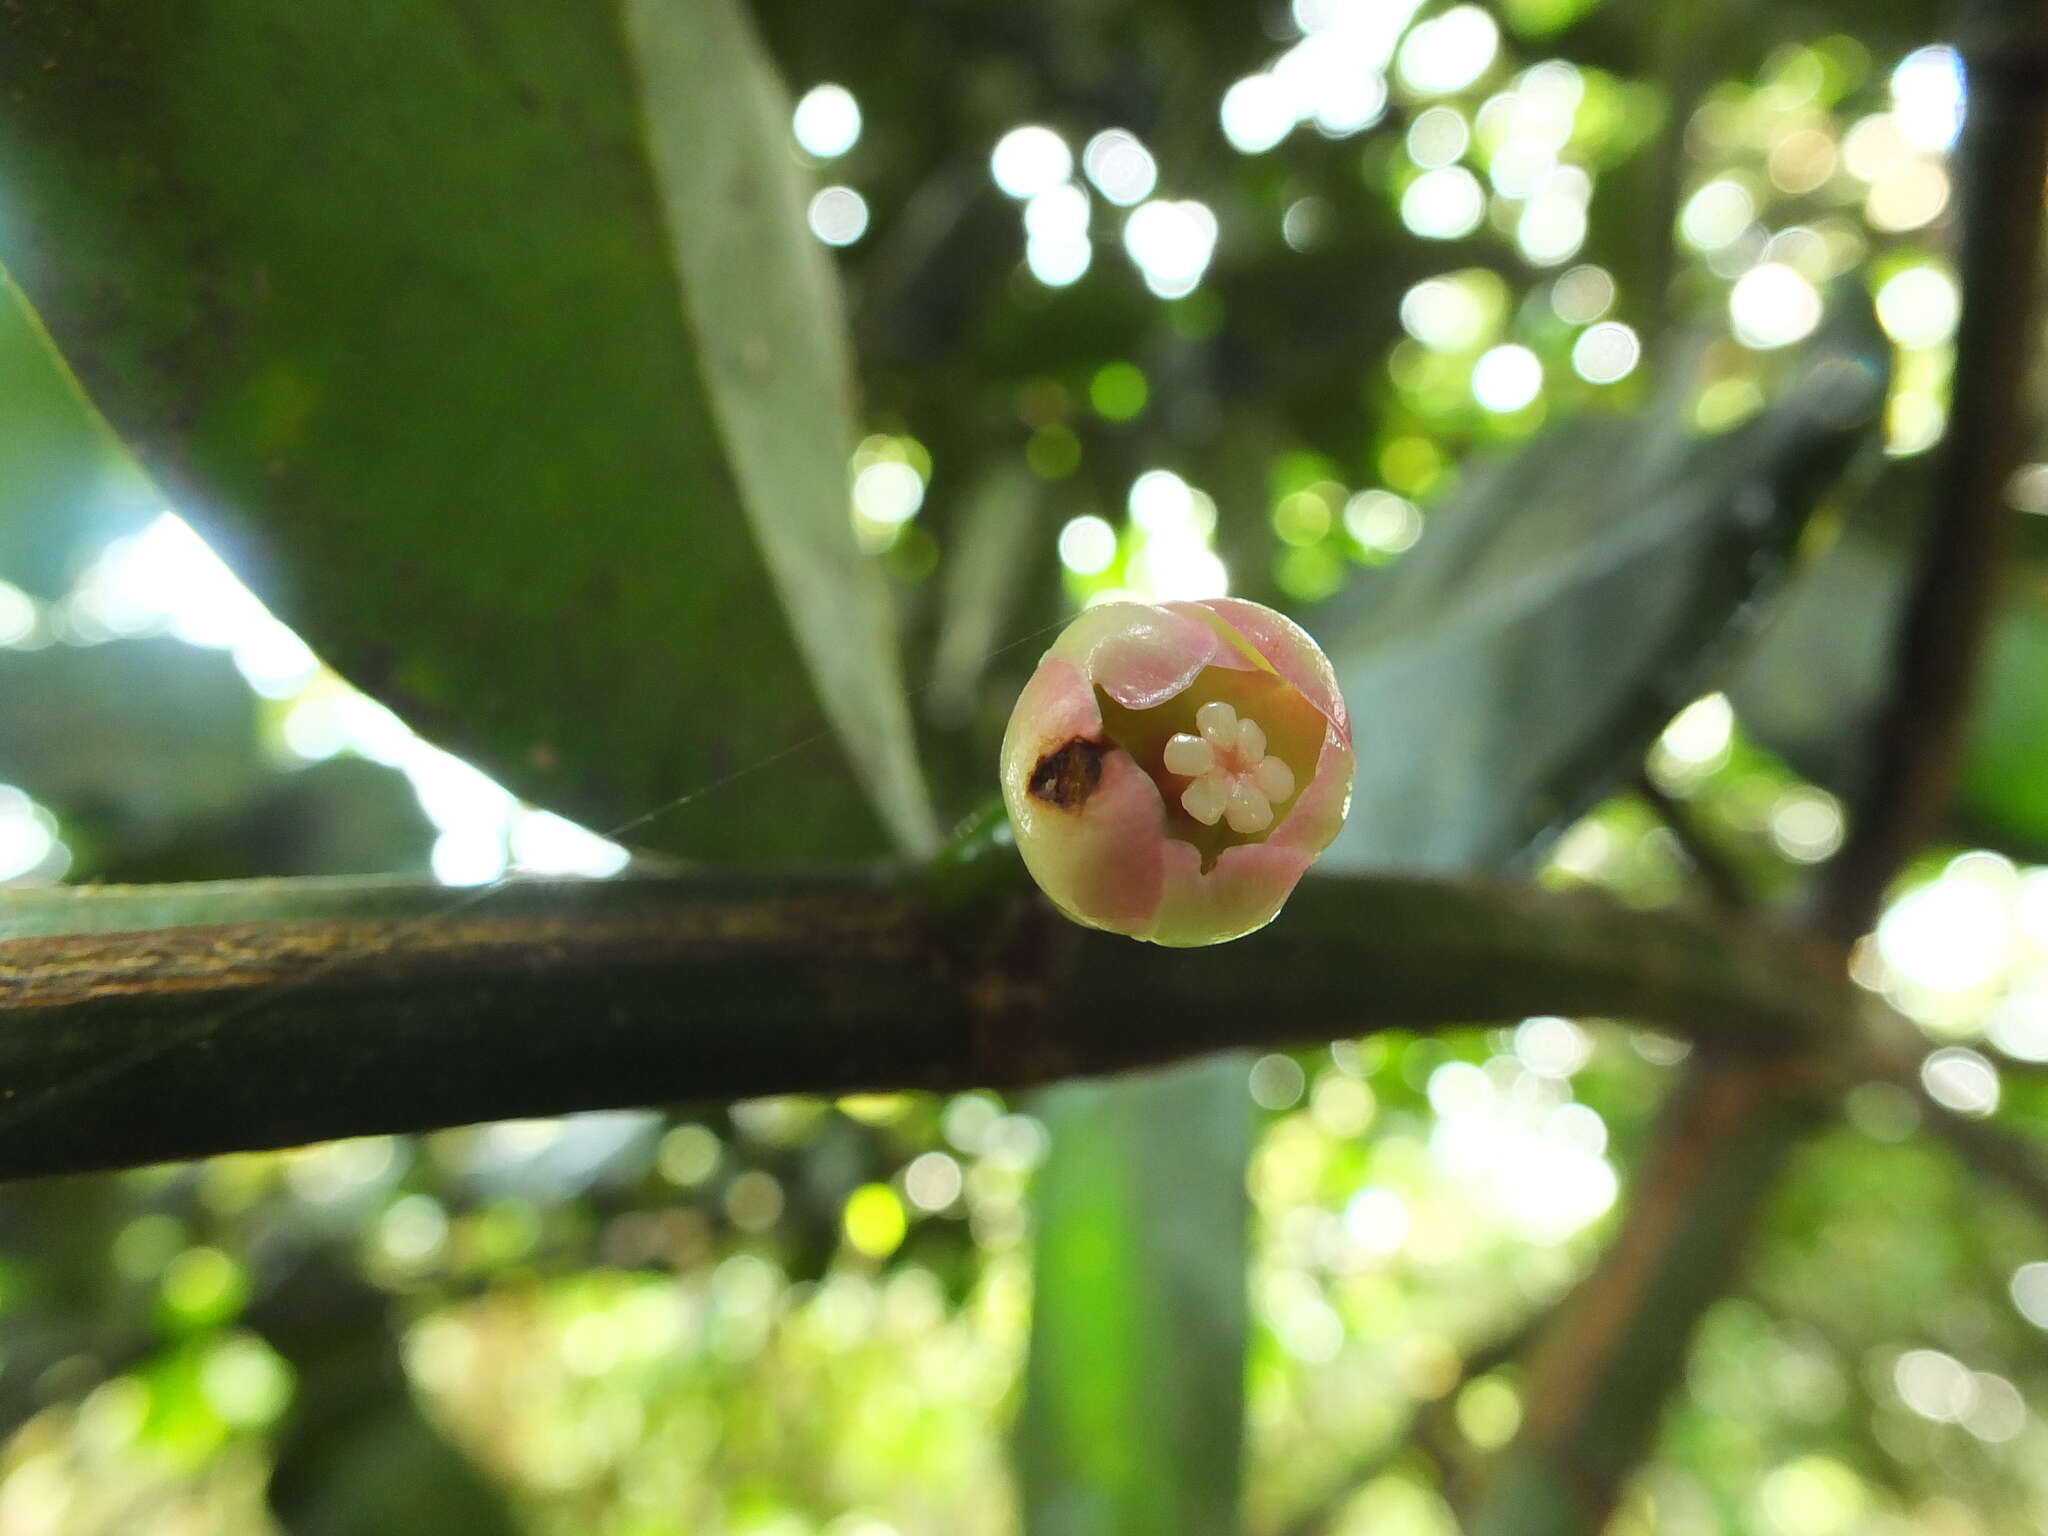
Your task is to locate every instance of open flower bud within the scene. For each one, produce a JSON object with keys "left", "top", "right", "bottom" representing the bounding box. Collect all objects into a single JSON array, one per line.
[{"left": 999, "top": 597, "right": 1352, "bottom": 946}]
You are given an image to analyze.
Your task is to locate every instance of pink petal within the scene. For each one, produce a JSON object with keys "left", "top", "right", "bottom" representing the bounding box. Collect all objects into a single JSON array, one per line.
[
  {"left": 1000, "top": 653, "right": 1102, "bottom": 764},
  {"left": 1268, "top": 726, "right": 1354, "bottom": 855},
  {"left": 998, "top": 653, "right": 1166, "bottom": 935},
  {"left": 1018, "top": 751, "right": 1168, "bottom": 935},
  {"left": 1145, "top": 838, "right": 1313, "bottom": 948},
  {"left": 1190, "top": 597, "right": 1350, "bottom": 742},
  {"left": 1055, "top": 601, "right": 1242, "bottom": 709}
]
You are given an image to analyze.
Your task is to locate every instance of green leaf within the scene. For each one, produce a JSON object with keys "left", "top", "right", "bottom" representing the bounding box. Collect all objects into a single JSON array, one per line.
[
  {"left": 1734, "top": 465, "right": 2048, "bottom": 860},
  {"left": 624, "top": 0, "right": 934, "bottom": 856},
  {"left": 1316, "top": 327, "right": 1887, "bottom": 874},
  {"left": 0, "top": 270, "right": 161, "bottom": 598},
  {"left": 0, "top": 0, "right": 933, "bottom": 862},
  {"left": 1018, "top": 1056, "right": 1251, "bottom": 1536}
]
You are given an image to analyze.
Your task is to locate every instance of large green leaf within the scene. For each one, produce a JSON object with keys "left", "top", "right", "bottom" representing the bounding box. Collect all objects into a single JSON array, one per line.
[
  {"left": 0, "top": 270, "right": 161, "bottom": 598},
  {"left": 0, "top": 0, "right": 933, "bottom": 862},
  {"left": 1733, "top": 466, "right": 2048, "bottom": 860},
  {"left": 1316, "top": 327, "right": 1888, "bottom": 874},
  {"left": 1018, "top": 1056, "right": 1252, "bottom": 1536}
]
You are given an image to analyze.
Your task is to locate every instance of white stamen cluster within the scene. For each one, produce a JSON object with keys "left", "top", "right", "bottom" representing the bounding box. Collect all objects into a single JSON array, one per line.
[{"left": 1163, "top": 700, "right": 1297, "bottom": 835}]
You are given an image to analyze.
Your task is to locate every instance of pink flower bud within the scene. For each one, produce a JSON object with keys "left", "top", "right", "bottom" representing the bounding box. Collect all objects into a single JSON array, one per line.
[{"left": 999, "top": 597, "right": 1353, "bottom": 946}]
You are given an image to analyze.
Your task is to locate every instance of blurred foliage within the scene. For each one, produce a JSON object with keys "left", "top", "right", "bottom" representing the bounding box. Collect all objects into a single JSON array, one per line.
[{"left": 0, "top": 0, "right": 2046, "bottom": 1534}]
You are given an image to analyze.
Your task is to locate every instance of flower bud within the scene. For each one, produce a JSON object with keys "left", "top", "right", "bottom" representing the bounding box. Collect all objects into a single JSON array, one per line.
[{"left": 999, "top": 597, "right": 1352, "bottom": 945}]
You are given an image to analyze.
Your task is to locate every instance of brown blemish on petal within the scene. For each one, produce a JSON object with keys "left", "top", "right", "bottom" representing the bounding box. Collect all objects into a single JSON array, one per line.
[{"left": 1028, "top": 738, "right": 1111, "bottom": 810}]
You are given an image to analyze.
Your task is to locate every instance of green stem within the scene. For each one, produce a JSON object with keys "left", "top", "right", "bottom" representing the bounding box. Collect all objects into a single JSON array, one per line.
[{"left": 0, "top": 869, "right": 1848, "bottom": 1179}]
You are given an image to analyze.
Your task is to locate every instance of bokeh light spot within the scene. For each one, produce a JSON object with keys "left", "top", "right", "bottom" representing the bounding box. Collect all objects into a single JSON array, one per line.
[
  {"left": 1345, "top": 490, "right": 1423, "bottom": 555},
  {"left": 1471, "top": 344, "right": 1542, "bottom": 412},
  {"left": 1249, "top": 1053, "right": 1307, "bottom": 1110},
  {"left": 792, "top": 83, "right": 862, "bottom": 158},
  {"left": 1570, "top": 321, "right": 1639, "bottom": 384},
  {"left": 1890, "top": 45, "right": 1965, "bottom": 152},
  {"left": 1400, "top": 167, "right": 1485, "bottom": 240},
  {"left": 852, "top": 460, "right": 925, "bottom": 525},
  {"left": 844, "top": 1183, "right": 909, "bottom": 1258},
  {"left": 1920, "top": 1046, "right": 1999, "bottom": 1117},
  {"left": 1878, "top": 862, "right": 2012, "bottom": 994},
  {"left": 1680, "top": 179, "right": 1756, "bottom": 252},
  {"left": 1027, "top": 425, "right": 1082, "bottom": 479},
  {"left": 1875, "top": 265, "right": 1959, "bottom": 348},
  {"left": 2010, "top": 1261, "right": 2048, "bottom": 1329},
  {"left": 1397, "top": 6, "right": 1499, "bottom": 96},
  {"left": 1082, "top": 128, "right": 1158, "bottom": 205},
  {"left": 1406, "top": 106, "right": 1470, "bottom": 169},
  {"left": 1400, "top": 276, "right": 1489, "bottom": 351},
  {"left": 1123, "top": 199, "right": 1219, "bottom": 298},
  {"left": 904, "top": 1152, "right": 963, "bottom": 1212},
  {"left": 1057, "top": 515, "right": 1118, "bottom": 575},
  {"left": 1089, "top": 361, "right": 1148, "bottom": 421},
  {"left": 0, "top": 579, "right": 36, "bottom": 646},
  {"left": 1550, "top": 264, "right": 1614, "bottom": 324},
  {"left": 1220, "top": 74, "right": 1297, "bottom": 154},
  {"left": 990, "top": 125, "right": 1073, "bottom": 198},
  {"left": 807, "top": 186, "right": 869, "bottom": 246},
  {"left": 1730, "top": 263, "right": 1823, "bottom": 350},
  {"left": 2005, "top": 463, "right": 2048, "bottom": 514}
]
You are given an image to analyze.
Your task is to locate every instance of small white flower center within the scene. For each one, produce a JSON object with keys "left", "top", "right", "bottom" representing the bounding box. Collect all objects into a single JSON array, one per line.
[{"left": 1163, "top": 700, "right": 1297, "bottom": 834}]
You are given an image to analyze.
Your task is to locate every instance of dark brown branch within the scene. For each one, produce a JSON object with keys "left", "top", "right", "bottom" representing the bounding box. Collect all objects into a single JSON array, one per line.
[
  {"left": 0, "top": 869, "right": 1852, "bottom": 1180},
  {"left": 1814, "top": 19, "right": 2048, "bottom": 944}
]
